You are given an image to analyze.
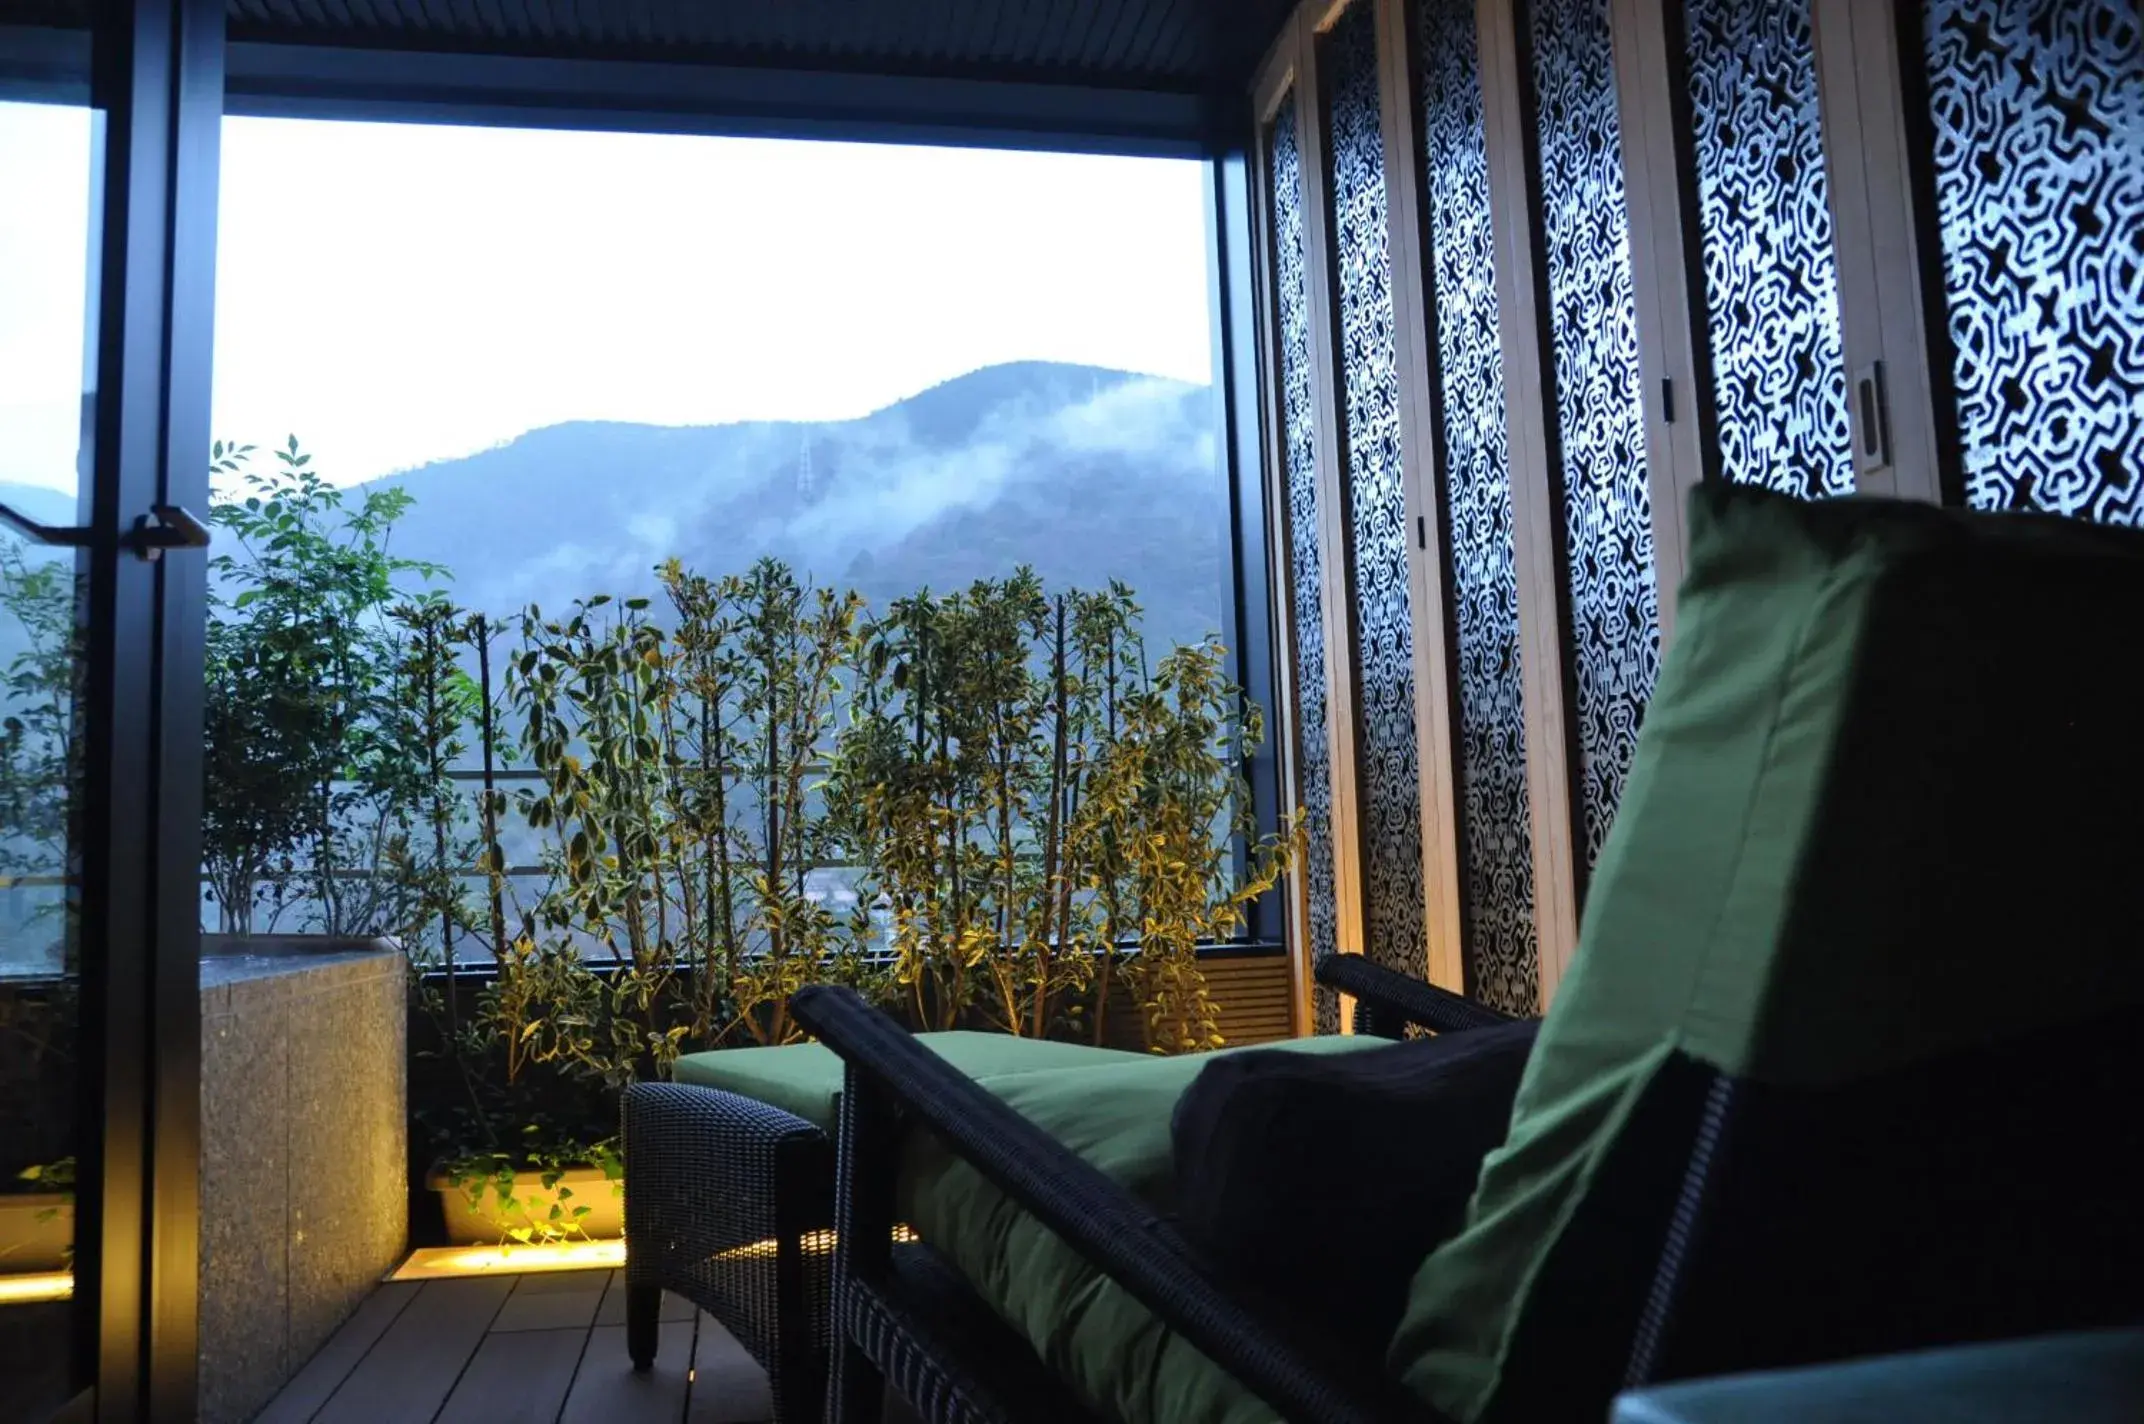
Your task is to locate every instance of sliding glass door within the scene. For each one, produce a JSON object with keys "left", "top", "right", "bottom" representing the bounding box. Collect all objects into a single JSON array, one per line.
[{"left": 0, "top": 40, "right": 102, "bottom": 1422}]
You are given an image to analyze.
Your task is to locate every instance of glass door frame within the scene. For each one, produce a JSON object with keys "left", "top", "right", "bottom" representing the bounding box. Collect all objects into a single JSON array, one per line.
[{"left": 51, "top": 1, "right": 222, "bottom": 1419}]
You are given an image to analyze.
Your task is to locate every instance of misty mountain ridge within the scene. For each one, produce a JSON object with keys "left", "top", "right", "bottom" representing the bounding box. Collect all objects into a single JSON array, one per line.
[{"left": 367, "top": 361, "right": 1229, "bottom": 654}]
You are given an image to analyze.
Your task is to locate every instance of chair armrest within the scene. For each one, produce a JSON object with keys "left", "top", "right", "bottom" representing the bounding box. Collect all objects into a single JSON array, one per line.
[
  {"left": 789, "top": 985, "right": 1450, "bottom": 1424},
  {"left": 620, "top": 1081, "right": 833, "bottom": 1261},
  {"left": 1315, "top": 954, "right": 1524, "bottom": 1036}
]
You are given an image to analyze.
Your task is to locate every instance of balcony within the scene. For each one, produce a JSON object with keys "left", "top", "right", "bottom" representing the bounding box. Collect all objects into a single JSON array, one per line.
[{"left": 4, "top": 0, "right": 2142, "bottom": 1421}]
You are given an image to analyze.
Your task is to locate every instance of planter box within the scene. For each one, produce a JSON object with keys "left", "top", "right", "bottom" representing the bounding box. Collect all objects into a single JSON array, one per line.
[
  {"left": 427, "top": 1166, "right": 624, "bottom": 1246},
  {"left": 0, "top": 1192, "right": 72, "bottom": 1275}
]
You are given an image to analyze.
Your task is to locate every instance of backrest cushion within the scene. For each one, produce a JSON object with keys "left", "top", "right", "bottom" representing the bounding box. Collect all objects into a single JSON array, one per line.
[
  {"left": 1170, "top": 1020, "right": 1540, "bottom": 1361},
  {"left": 1388, "top": 483, "right": 2144, "bottom": 1422}
]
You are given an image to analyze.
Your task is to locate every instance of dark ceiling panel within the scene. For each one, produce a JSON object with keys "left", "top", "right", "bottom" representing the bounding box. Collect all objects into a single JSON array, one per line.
[{"left": 222, "top": 0, "right": 1297, "bottom": 92}]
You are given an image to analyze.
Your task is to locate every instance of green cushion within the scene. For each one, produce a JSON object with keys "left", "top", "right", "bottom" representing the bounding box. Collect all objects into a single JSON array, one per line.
[
  {"left": 1389, "top": 483, "right": 2144, "bottom": 1422},
  {"left": 902, "top": 1034, "right": 1381, "bottom": 1424},
  {"left": 672, "top": 1030, "right": 1142, "bottom": 1130}
]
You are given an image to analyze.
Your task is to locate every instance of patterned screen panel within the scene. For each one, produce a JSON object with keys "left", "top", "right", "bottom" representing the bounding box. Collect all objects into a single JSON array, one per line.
[
  {"left": 1267, "top": 99, "right": 1341, "bottom": 1030},
  {"left": 1323, "top": 0, "right": 1428, "bottom": 985},
  {"left": 1684, "top": 0, "right": 1855, "bottom": 499},
  {"left": 1526, "top": 0, "right": 1663, "bottom": 868},
  {"left": 1921, "top": 0, "right": 2143, "bottom": 522},
  {"left": 1415, "top": 0, "right": 1540, "bottom": 1016}
]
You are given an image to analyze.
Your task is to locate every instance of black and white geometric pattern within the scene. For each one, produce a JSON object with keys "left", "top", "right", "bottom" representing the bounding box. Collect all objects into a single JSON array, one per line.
[
  {"left": 1324, "top": 0, "right": 1429, "bottom": 987},
  {"left": 1685, "top": 0, "right": 1855, "bottom": 500},
  {"left": 1526, "top": 0, "right": 1663, "bottom": 870},
  {"left": 1415, "top": 0, "right": 1540, "bottom": 1017},
  {"left": 1921, "top": 0, "right": 2144, "bottom": 523},
  {"left": 1268, "top": 100, "right": 1343, "bottom": 1034}
]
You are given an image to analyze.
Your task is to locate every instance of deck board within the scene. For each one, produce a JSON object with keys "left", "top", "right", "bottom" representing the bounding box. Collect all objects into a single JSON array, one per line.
[
  {"left": 687, "top": 1313, "right": 774, "bottom": 1424},
  {"left": 559, "top": 1320, "right": 694, "bottom": 1424},
  {"left": 251, "top": 1272, "right": 773, "bottom": 1424},
  {"left": 310, "top": 1277, "right": 515, "bottom": 1424},
  {"left": 594, "top": 1268, "right": 695, "bottom": 1327},
  {"left": 252, "top": 1281, "right": 422, "bottom": 1424},
  {"left": 489, "top": 1271, "right": 609, "bottom": 1333},
  {"left": 433, "top": 1328, "right": 587, "bottom": 1424}
]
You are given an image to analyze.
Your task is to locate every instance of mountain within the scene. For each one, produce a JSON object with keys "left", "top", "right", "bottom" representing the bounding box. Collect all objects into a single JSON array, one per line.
[{"left": 368, "top": 362, "right": 1230, "bottom": 654}]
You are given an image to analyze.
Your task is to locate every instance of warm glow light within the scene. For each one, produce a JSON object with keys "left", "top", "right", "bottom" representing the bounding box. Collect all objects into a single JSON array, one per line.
[
  {"left": 0, "top": 1271, "right": 73, "bottom": 1305},
  {"left": 389, "top": 1225, "right": 919, "bottom": 1282},
  {"left": 710, "top": 1227, "right": 913, "bottom": 1262},
  {"left": 390, "top": 1238, "right": 624, "bottom": 1282}
]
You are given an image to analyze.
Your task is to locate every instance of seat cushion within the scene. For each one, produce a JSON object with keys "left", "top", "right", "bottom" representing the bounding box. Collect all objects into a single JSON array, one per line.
[
  {"left": 1171, "top": 1021, "right": 1539, "bottom": 1360},
  {"left": 901, "top": 1034, "right": 1382, "bottom": 1424},
  {"left": 672, "top": 1030, "right": 1142, "bottom": 1130},
  {"left": 1389, "top": 483, "right": 2144, "bottom": 1422}
]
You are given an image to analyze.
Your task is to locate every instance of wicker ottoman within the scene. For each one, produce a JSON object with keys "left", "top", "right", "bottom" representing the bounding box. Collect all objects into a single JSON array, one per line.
[{"left": 623, "top": 1032, "right": 1139, "bottom": 1422}]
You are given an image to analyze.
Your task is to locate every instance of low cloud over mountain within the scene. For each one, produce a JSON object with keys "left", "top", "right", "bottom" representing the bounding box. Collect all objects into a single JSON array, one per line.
[{"left": 371, "top": 361, "right": 1230, "bottom": 652}]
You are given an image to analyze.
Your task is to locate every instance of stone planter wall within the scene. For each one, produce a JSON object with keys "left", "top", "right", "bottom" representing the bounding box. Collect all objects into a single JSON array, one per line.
[{"left": 198, "top": 937, "right": 406, "bottom": 1424}]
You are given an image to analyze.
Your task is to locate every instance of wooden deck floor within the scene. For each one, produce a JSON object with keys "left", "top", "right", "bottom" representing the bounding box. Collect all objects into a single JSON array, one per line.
[{"left": 252, "top": 1270, "right": 773, "bottom": 1424}]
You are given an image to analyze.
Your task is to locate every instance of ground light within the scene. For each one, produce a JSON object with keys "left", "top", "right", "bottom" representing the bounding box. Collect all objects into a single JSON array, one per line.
[
  {"left": 389, "top": 1238, "right": 625, "bottom": 1281},
  {"left": 0, "top": 1271, "right": 72, "bottom": 1305},
  {"left": 387, "top": 1226, "right": 909, "bottom": 1281}
]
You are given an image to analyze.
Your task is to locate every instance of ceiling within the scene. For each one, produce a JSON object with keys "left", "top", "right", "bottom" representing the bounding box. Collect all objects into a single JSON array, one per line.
[{"left": 218, "top": 0, "right": 1297, "bottom": 94}]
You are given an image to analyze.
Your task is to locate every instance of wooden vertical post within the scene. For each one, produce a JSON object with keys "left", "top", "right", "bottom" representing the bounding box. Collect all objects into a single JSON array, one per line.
[
  {"left": 1811, "top": 0, "right": 1952, "bottom": 506},
  {"left": 1475, "top": 0, "right": 1583, "bottom": 1007},
  {"left": 1373, "top": 0, "right": 1468, "bottom": 995},
  {"left": 1295, "top": 6, "right": 1372, "bottom": 999},
  {"left": 1607, "top": 0, "right": 1709, "bottom": 638}
]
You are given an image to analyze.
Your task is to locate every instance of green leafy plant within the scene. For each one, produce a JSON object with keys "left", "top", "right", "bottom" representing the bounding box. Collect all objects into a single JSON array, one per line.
[
  {"left": 11, "top": 1156, "right": 77, "bottom": 1268},
  {"left": 448, "top": 1133, "right": 622, "bottom": 1247},
  {"left": 828, "top": 574, "right": 1268, "bottom": 1048},
  {"left": 202, "top": 438, "right": 445, "bottom": 935},
  {"left": 723, "top": 559, "right": 871, "bottom": 1044},
  {"left": 509, "top": 590, "right": 695, "bottom": 1076},
  {"left": 1089, "top": 638, "right": 1300, "bottom": 1053},
  {"left": 15, "top": 1156, "right": 73, "bottom": 1204},
  {"left": 0, "top": 543, "right": 78, "bottom": 921},
  {"left": 191, "top": 444, "right": 1299, "bottom": 1241},
  {"left": 0, "top": 545, "right": 81, "bottom": 1217}
]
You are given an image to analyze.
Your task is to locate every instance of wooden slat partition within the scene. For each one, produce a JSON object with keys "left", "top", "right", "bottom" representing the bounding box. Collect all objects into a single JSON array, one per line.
[{"left": 1099, "top": 950, "right": 1301, "bottom": 1049}]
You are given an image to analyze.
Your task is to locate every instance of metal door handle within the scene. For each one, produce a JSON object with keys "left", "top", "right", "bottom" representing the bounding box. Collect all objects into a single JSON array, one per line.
[
  {"left": 132, "top": 504, "right": 211, "bottom": 560},
  {"left": 0, "top": 501, "right": 211, "bottom": 561},
  {"left": 0, "top": 501, "right": 91, "bottom": 547}
]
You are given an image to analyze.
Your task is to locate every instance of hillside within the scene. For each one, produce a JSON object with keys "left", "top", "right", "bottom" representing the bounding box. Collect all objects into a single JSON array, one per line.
[{"left": 368, "top": 362, "right": 1230, "bottom": 654}]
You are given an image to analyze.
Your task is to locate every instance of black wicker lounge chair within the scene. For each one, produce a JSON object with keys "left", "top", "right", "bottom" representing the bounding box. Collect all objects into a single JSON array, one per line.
[
  {"left": 789, "top": 485, "right": 2144, "bottom": 1424},
  {"left": 793, "top": 956, "right": 1506, "bottom": 1424}
]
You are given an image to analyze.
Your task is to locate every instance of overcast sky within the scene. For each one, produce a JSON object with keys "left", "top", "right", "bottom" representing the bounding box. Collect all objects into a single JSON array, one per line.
[{"left": 1, "top": 103, "right": 1213, "bottom": 492}]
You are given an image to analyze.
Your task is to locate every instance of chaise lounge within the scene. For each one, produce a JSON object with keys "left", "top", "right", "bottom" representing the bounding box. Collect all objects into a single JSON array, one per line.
[{"left": 794, "top": 482, "right": 2144, "bottom": 1422}]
